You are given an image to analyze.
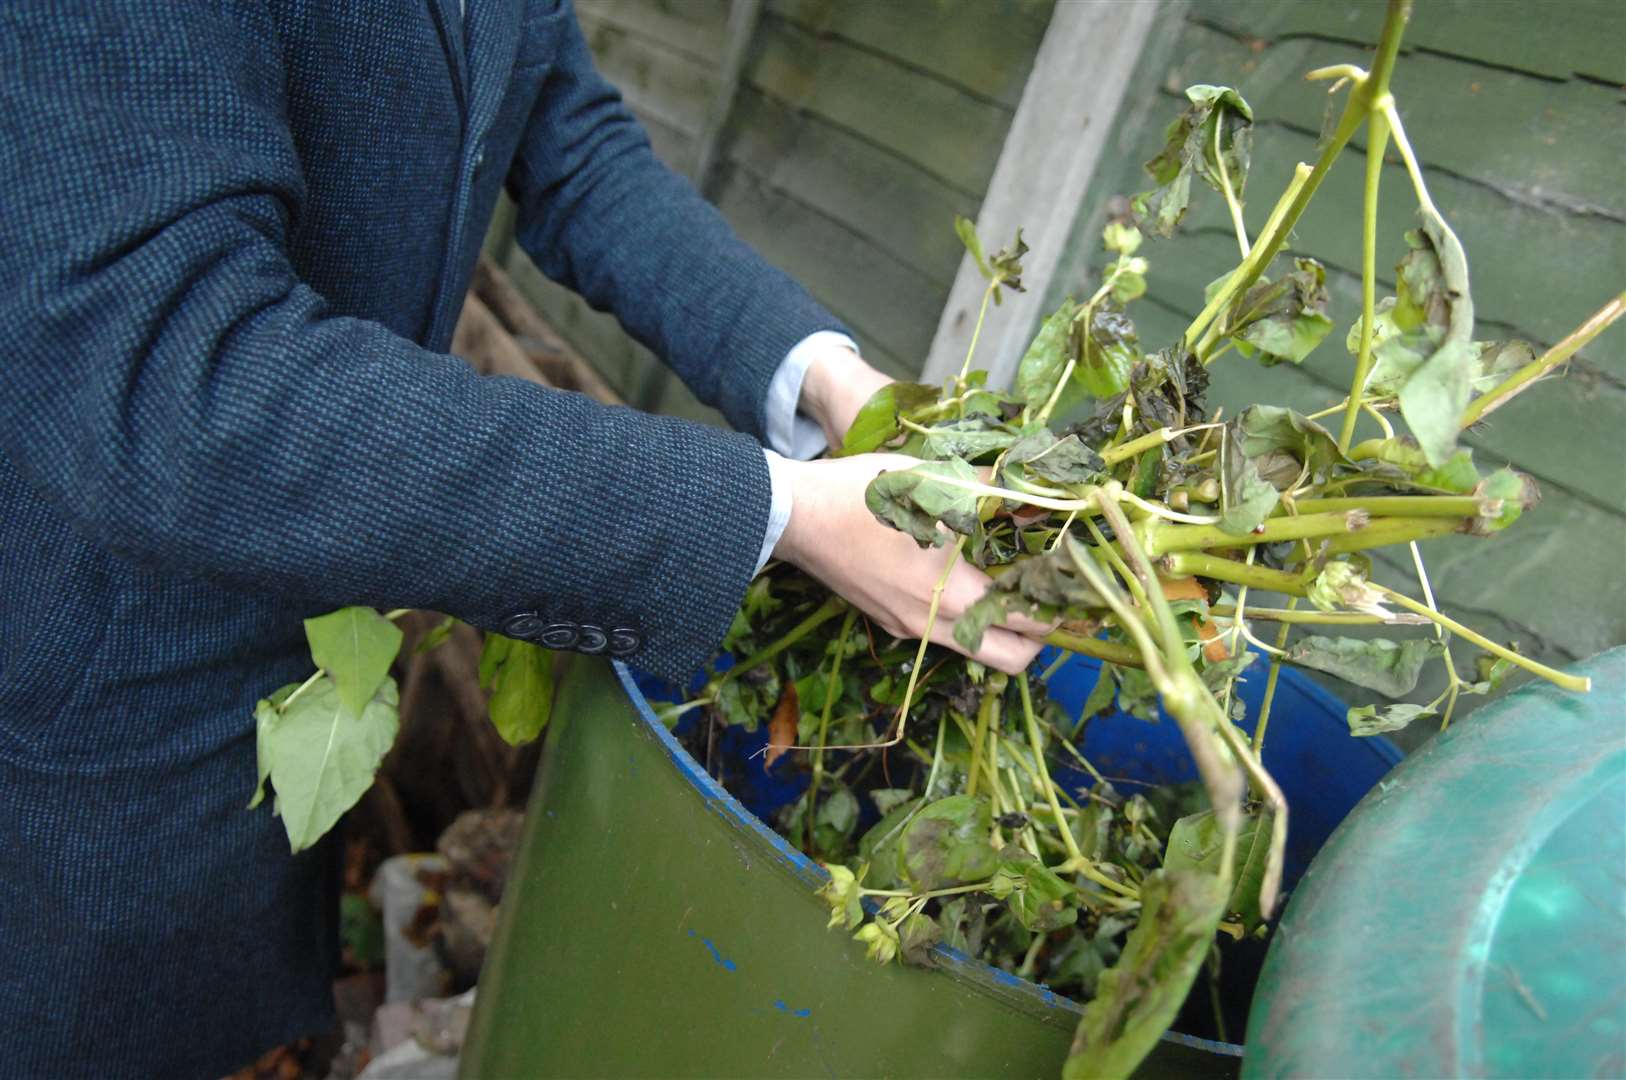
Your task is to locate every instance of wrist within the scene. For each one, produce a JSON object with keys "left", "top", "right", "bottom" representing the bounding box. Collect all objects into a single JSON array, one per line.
[{"left": 800, "top": 346, "right": 891, "bottom": 449}]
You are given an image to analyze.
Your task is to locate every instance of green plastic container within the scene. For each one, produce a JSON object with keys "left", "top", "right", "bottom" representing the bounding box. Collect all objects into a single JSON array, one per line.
[
  {"left": 1243, "top": 646, "right": 1626, "bottom": 1078},
  {"left": 460, "top": 655, "right": 1239, "bottom": 1078}
]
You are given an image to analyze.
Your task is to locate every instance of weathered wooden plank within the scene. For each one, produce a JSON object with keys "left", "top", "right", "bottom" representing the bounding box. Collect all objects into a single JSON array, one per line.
[
  {"left": 710, "top": 163, "right": 935, "bottom": 376},
  {"left": 745, "top": 14, "right": 1013, "bottom": 197},
  {"left": 578, "top": 15, "right": 718, "bottom": 136},
  {"left": 692, "top": 0, "right": 765, "bottom": 192},
  {"left": 1164, "top": 20, "right": 1626, "bottom": 218},
  {"left": 720, "top": 88, "right": 977, "bottom": 288},
  {"left": 575, "top": 0, "right": 732, "bottom": 66},
  {"left": 922, "top": 0, "right": 1164, "bottom": 386},
  {"left": 1192, "top": 0, "right": 1626, "bottom": 86},
  {"left": 766, "top": 0, "right": 1055, "bottom": 109}
]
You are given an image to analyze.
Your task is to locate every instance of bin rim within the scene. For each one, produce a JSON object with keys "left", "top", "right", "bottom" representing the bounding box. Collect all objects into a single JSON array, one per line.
[{"left": 611, "top": 658, "right": 1246, "bottom": 1061}]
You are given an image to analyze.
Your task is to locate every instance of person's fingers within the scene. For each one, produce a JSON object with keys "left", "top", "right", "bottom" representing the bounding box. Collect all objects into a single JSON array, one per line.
[{"left": 1000, "top": 607, "right": 1062, "bottom": 639}]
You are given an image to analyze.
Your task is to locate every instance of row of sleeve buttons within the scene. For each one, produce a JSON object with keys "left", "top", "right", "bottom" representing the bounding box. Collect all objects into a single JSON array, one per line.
[{"left": 500, "top": 611, "right": 641, "bottom": 657}]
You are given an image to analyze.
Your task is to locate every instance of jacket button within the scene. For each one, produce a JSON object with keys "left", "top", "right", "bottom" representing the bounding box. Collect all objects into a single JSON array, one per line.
[
  {"left": 501, "top": 611, "right": 545, "bottom": 640},
  {"left": 539, "top": 623, "right": 579, "bottom": 649},
  {"left": 576, "top": 625, "right": 608, "bottom": 655},
  {"left": 608, "top": 628, "right": 642, "bottom": 657}
]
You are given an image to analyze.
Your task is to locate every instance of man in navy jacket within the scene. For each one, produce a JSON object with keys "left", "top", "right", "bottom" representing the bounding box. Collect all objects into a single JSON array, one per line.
[{"left": 0, "top": 1, "right": 1047, "bottom": 1072}]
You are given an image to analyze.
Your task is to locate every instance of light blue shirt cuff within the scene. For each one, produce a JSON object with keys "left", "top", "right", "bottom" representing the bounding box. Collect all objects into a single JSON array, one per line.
[{"left": 755, "top": 331, "right": 861, "bottom": 574}]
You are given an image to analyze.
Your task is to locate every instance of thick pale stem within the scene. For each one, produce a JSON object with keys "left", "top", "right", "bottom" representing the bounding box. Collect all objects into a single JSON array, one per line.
[
  {"left": 956, "top": 281, "right": 999, "bottom": 389},
  {"left": 1340, "top": 104, "right": 1392, "bottom": 451},
  {"left": 1319, "top": 516, "right": 1462, "bottom": 554},
  {"left": 1162, "top": 553, "right": 1310, "bottom": 595},
  {"left": 1210, "top": 605, "right": 1424, "bottom": 626},
  {"left": 1375, "top": 585, "right": 1591, "bottom": 693},
  {"left": 1252, "top": 600, "right": 1298, "bottom": 754},
  {"left": 966, "top": 676, "right": 1003, "bottom": 799},
  {"left": 1288, "top": 496, "right": 1484, "bottom": 518},
  {"left": 1041, "top": 629, "right": 1145, "bottom": 668},
  {"left": 1461, "top": 291, "right": 1626, "bottom": 428},
  {"left": 1146, "top": 511, "right": 1374, "bottom": 556}
]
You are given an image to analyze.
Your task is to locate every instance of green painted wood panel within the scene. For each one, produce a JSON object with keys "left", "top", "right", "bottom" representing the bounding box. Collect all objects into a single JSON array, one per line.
[
  {"left": 744, "top": 13, "right": 1013, "bottom": 197},
  {"left": 576, "top": 0, "right": 732, "bottom": 67},
  {"left": 720, "top": 87, "right": 979, "bottom": 289},
  {"left": 768, "top": 0, "right": 1054, "bottom": 109}
]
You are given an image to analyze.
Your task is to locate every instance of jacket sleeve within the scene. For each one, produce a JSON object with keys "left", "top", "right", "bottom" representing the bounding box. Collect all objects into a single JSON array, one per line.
[
  {"left": 0, "top": 2, "right": 764, "bottom": 681},
  {"left": 504, "top": 0, "right": 849, "bottom": 440}
]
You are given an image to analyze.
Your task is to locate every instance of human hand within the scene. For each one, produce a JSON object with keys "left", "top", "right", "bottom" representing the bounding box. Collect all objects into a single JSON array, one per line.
[
  {"left": 796, "top": 343, "right": 894, "bottom": 451},
  {"left": 771, "top": 453, "right": 1052, "bottom": 675}
]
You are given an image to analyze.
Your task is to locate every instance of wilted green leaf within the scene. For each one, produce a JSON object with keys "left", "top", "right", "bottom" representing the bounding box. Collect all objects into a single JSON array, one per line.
[
  {"left": 1392, "top": 209, "right": 1476, "bottom": 466},
  {"left": 919, "top": 418, "right": 1018, "bottom": 461},
  {"left": 1063, "top": 869, "right": 1228, "bottom": 1080},
  {"left": 1287, "top": 635, "right": 1442, "bottom": 697},
  {"left": 303, "top": 607, "right": 403, "bottom": 721},
  {"left": 1347, "top": 701, "right": 1437, "bottom": 736},
  {"left": 991, "top": 848, "right": 1079, "bottom": 932},
  {"left": 955, "top": 540, "right": 1108, "bottom": 652},
  {"left": 1164, "top": 808, "right": 1274, "bottom": 931},
  {"left": 1015, "top": 300, "right": 1080, "bottom": 410},
  {"left": 1005, "top": 429, "right": 1106, "bottom": 486},
  {"left": 1219, "top": 420, "right": 1279, "bottom": 534},
  {"left": 1132, "top": 85, "right": 1254, "bottom": 238},
  {"left": 857, "top": 794, "right": 924, "bottom": 889},
  {"left": 901, "top": 794, "right": 1000, "bottom": 891},
  {"left": 898, "top": 911, "right": 944, "bottom": 966},
  {"left": 866, "top": 458, "right": 983, "bottom": 545},
  {"left": 783, "top": 782, "right": 860, "bottom": 862},
  {"left": 1227, "top": 259, "right": 1335, "bottom": 365},
  {"left": 816, "top": 863, "right": 865, "bottom": 931},
  {"left": 1471, "top": 467, "right": 1538, "bottom": 534},
  {"left": 479, "top": 633, "right": 555, "bottom": 746},
  {"left": 255, "top": 674, "right": 399, "bottom": 852},
  {"left": 1077, "top": 305, "right": 1139, "bottom": 400},
  {"left": 839, "top": 382, "right": 941, "bottom": 457},
  {"left": 1238, "top": 404, "right": 1349, "bottom": 484},
  {"left": 955, "top": 216, "right": 988, "bottom": 278}
]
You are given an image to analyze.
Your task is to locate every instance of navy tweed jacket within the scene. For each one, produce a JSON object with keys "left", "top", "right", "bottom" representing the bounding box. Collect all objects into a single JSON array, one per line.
[{"left": 0, "top": 1, "right": 843, "bottom": 1073}]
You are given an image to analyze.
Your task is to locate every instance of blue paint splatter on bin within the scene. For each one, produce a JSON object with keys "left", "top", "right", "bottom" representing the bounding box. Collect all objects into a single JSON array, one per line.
[
  {"left": 687, "top": 929, "right": 737, "bottom": 972},
  {"left": 773, "top": 999, "right": 812, "bottom": 1019}
]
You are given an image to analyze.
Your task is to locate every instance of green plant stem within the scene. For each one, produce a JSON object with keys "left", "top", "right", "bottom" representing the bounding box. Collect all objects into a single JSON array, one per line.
[
  {"left": 1374, "top": 585, "right": 1592, "bottom": 693},
  {"left": 1319, "top": 516, "right": 1461, "bottom": 554},
  {"left": 1405, "top": 540, "right": 1464, "bottom": 731},
  {"left": 277, "top": 668, "right": 326, "bottom": 714},
  {"left": 1162, "top": 553, "right": 1310, "bottom": 595},
  {"left": 1145, "top": 511, "right": 1372, "bottom": 556},
  {"left": 1215, "top": 112, "right": 1250, "bottom": 259},
  {"left": 965, "top": 677, "right": 1002, "bottom": 798},
  {"left": 1461, "top": 291, "right": 1626, "bottom": 428},
  {"left": 1209, "top": 604, "right": 1417, "bottom": 626},
  {"left": 1041, "top": 629, "right": 1145, "bottom": 668},
  {"left": 1251, "top": 600, "right": 1297, "bottom": 754},
  {"left": 724, "top": 595, "right": 846, "bottom": 683},
  {"left": 1339, "top": 104, "right": 1392, "bottom": 451},
  {"left": 806, "top": 606, "right": 858, "bottom": 850},
  {"left": 1018, "top": 674, "right": 1085, "bottom": 864},
  {"left": 1287, "top": 496, "right": 1484, "bottom": 518},
  {"left": 956, "top": 281, "right": 999, "bottom": 391},
  {"left": 884, "top": 537, "right": 966, "bottom": 746}
]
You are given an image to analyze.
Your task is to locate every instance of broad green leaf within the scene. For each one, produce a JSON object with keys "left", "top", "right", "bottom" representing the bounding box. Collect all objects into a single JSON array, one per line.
[
  {"left": 1218, "top": 419, "right": 1279, "bottom": 534},
  {"left": 900, "top": 794, "right": 1000, "bottom": 891},
  {"left": 261, "top": 674, "right": 399, "bottom": 852},
  {"left": 857, "top": 795, "right": 923, "bottom": 889},
  {"left": 865, "top": 458, "right": 982, "bottom": 546},
  {"left": 1400, "top": 337, "right": 1477, "bottom": 467},
  {"left": 1287, "top": 635, "right": 1442, "bottom": 698},
  {"left": 303, "top": 607, "right": 403, "bottom": 721},
  {"left": 1063, "top": 869, "right": 1228, "bottom": 1080},
  {"left": 1015, "top": 300, "right": 1079, "bottom": 410},
  {"left": 838, "top": 382, "right": 941, "bottom": 457},
  {"left": 1347, "top": 702, "right": 1437, "bottom": 736},
  {"left": 1164, "top": 808, "right": 1274, "bottom": 931},
  {"left": 782, "top": 782, "right": 859, "bottom": 862},
  {"left": 479, "top": 634, "right": 555, "bottom": 746},
  {"left": 938, "top": 896, "right": 988, "bottom": 956},
  {"left": 1469, "top": 339, "right": 1536, "bottom": 393}
]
